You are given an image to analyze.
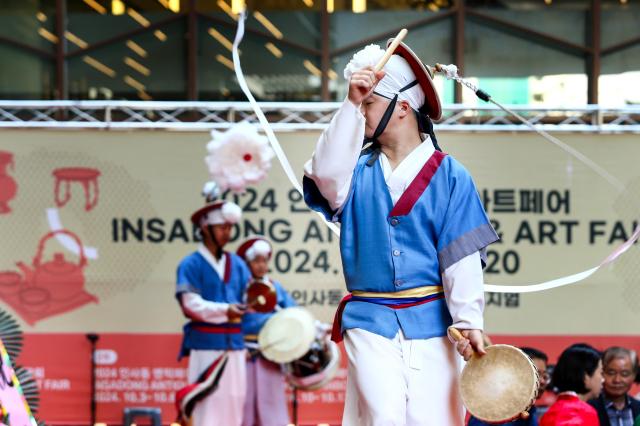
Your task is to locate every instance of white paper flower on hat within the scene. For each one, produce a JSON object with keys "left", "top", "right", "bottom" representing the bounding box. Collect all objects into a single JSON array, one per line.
[
  {"left": 344, "top": 44, "right": 385, "bottom": 80},
  {"left": 205, "top": 122, "right": 275, "bottom": 193},
  {"left": 221, "top": 202, "right": 242, "bottom": 224}
]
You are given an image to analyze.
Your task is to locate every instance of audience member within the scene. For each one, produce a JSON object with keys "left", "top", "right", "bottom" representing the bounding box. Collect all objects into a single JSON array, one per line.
[
  {"left": 589, "top": 347, "right": 640, "bottom": 426},
  {"left": 540, "top": 344, "right": 603, "bottom": 426}
]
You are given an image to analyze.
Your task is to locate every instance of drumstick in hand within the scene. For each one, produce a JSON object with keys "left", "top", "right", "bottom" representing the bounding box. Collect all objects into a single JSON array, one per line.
[
  {"left": 449, "top": 327, "right": 474, "bottom": 358},
  {"left": 249, "top": 295, "right": 267, "bottom": 308},
  {"left": 448, "top": 327, "right": 487, "bottom": 360},
  {"left": 374, "top": 28, "right": 408, "bottom": 72}
]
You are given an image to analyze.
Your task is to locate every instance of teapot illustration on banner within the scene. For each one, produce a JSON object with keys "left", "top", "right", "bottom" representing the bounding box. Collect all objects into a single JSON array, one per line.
[
  {"left": 0, "top": 231, "right": 98, "bottom": 325},
  {"left": 16, "top": 229, "right": 88, "bottom": 302}
]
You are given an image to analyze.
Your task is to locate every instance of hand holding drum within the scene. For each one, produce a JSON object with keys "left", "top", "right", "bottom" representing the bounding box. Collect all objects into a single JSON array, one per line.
[{"left": 449, "top": 327, "right": 539, "bottom": 424}]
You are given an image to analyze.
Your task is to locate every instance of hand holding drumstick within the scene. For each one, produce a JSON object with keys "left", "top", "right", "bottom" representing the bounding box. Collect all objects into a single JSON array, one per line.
[
  {"left": 347, "top": 28, "right": 407, "bottom": 106},
  {"left": 228, "top": 295, "right": 266, "bottom": 319},
  {"left": 449, "top": 327, "right": 487, "bottom": 361}
]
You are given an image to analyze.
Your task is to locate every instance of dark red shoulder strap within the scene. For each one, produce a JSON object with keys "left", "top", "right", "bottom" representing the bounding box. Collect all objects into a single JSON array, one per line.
[
  {"left": 389, "top": 151, "right": 447, "bottom": 217},
  {"left": 223, "top": 252, "right": 231, "bottom": 283}
]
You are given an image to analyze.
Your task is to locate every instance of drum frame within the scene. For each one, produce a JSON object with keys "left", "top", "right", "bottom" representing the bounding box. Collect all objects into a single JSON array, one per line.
[
  {"left": 460, "top": 344, "right": 540, "bottom": 424},
  {"left": 284, "top": 338, "right": 341, "bottom": 391}
]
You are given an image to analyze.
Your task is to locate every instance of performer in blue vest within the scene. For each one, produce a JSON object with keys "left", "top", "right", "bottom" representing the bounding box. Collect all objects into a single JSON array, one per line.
[
  {"left": 175, "top": 184, "right": 252, "bottom": 426},
  {"left": 303, "top": 40, "right": 499, "bottom": 425},
  {"left": 237, "top": 236, "right": 296, "bottom": 426}
]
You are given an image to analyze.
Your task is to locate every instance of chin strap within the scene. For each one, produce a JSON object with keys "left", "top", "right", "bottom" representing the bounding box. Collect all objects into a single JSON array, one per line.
[
  {"left": 415, "top": 109, "right": 441, "bottom": 152},
  {"left": 204, "top": 225, "right": 223, "bottom": 259},
  {"left": 364, "top": 80, "right": 440, "bottom": 167}
]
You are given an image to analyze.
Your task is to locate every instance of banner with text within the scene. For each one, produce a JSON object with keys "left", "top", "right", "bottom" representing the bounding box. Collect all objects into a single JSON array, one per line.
[{"left": 0, "top": 129, "right": 638, "bottom": 424}]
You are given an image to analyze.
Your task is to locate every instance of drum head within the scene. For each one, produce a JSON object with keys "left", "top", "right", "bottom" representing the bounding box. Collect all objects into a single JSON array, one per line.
[
  {"left": 246, "top": 279, "right": 277, "bottom": 313},
  {"left": 258, "top": 307, "right": 316, "bottom": 363},
  {"left": 460, "top": 345, "right": 538, "bottom": 424}
]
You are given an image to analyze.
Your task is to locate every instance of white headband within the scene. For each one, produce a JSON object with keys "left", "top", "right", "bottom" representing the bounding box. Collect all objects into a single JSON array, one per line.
[
  {"left": 344, "top": 44, "right": 425, "bottom": 111},
  {"left": 245, "top": 239, "right": 272, "bottom": 261},
  {"left": 201, "top": 202, "right": 242, "bottom": 226}
]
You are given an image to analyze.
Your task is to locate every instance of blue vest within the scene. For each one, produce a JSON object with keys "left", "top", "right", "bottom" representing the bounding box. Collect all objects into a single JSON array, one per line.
[
  {"left": 304, "top": 150, "right": 498, "bottom": 339},
  {"left": 176, "top": 251, "right": 251, "bottom": 357},
  {"left": 242, "top": 280, "right": 296, "bottom": 337}
]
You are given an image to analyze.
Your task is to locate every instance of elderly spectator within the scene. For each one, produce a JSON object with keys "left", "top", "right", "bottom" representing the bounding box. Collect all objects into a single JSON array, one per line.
[{"left": 589, "top": 347, "right": 640, "bottom": 426}]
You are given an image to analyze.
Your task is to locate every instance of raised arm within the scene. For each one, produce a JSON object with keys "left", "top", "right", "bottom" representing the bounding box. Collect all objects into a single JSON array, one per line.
[{"left": 303, "top": 68, "right": 385, "bottom": 211}]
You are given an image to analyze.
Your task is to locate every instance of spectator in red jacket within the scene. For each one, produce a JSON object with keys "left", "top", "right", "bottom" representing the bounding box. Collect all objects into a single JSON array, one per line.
[{"left": 541, "top": 344, "right": 603, "bottom": 426}]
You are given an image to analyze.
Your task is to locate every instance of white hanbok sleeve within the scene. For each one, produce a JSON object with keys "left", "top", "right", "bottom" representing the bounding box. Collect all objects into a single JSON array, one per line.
[
  {"left": 303, "top": 99, "right": 366, "bottom": 211},
  {"left": 442, "top": 251, "right": 485, "bottom": 331},
  {"left": 181, "top": 292, "right": 229, "bottom": 324}
]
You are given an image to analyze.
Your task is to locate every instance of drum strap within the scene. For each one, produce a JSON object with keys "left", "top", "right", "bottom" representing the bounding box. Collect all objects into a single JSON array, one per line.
[{"left": 331, "top": 286, "right": 444, "bottom": 343}]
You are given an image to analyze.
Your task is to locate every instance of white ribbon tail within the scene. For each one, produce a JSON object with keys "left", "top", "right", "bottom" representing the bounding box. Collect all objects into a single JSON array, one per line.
[
  {"left": 485, "top": 225, "right": 640, "bottom": 293},
  {"left": 439, "top": 65, "right": 639, "bottom": 294},
  {"left": 231, "top": 11, "right": 340, "bottom": 237},
  {"left": 489, "top": 100, "right": 625, "bottom": 191}
]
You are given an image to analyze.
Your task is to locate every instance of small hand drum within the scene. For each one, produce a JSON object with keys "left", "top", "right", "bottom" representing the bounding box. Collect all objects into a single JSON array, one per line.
[
  {"left": 246, "top": 278, "right": 277, "bottom": 313},
  {"left": 450, "top": 328, "right": 539, "bottom": 424},
  {"left": 258, "top": 307, "right": 316, "bottom": 363},
  {"left": 285, "top": 336, "right": 341, "bottom": 390}
]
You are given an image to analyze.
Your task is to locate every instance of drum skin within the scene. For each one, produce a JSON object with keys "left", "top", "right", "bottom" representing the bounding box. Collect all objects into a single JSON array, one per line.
[
  {"left": 246, "top": 279, "right": 277, "bottom": 313},
  {"left": 460, "top": 344, "right": 539, "bottom": 424},
  {"left": 258, "top": 307, "right": 316, "bottom": 363}
]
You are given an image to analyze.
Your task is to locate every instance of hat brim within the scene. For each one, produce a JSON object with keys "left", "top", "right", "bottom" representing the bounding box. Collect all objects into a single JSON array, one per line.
[
  {"left": 386, "top": 39, "right": 442, "bottom": 121},
  {"left": 190, "top": 201, "right": 223, "bottom": 224},
  {"left": 237, "top": 236, "right": 272, "bottom": 260}
]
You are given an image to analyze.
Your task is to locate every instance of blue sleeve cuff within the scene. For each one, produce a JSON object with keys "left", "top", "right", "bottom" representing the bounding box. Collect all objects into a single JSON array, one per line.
[{"left": 303, "top": 175, "right": 340, "bottom": 222}]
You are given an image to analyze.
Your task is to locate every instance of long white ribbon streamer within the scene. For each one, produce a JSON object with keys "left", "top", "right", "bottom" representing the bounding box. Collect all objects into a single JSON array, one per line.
[
  {"left": 484, "top": 225, "right": 640, "bottom": 293},
  {"left": 437, "top": 63, "right": 625, "bottom": 191},
  {"left": 231, "top": 11, "right": 340, "bottom": 237},
  {"left": 437, "top": 64, "right": 640, "bottom": 293},
  {"left": 230, "top": 20, "right": 638, "bottom": 294}
]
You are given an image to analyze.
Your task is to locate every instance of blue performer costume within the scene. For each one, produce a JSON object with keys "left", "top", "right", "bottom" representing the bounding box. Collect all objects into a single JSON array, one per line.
[
  {"left": 175, "top": 197, "right": 251, "bottom": 426},
  {"left": 237, "top": 236, "right": 296, "bottom": 426},
  {"left": 303, "top": 38, "right": 499, "bottom": 425}
]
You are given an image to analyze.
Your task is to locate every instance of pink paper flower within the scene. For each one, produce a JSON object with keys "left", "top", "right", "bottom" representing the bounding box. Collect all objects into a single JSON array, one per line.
[{"left": 205, "top": 123, "right": 274, "bottom": 193}]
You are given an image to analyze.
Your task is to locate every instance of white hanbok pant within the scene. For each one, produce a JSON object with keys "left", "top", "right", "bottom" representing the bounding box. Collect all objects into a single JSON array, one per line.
[
  {"left": 242, "top": 356, "right": 291, "bottom": 426},
  {"left": 188, "top": 349, "right": 247, "bottom": 426},
  {"left": 342, "top": 329, "right": 464, "bottom": 426}
]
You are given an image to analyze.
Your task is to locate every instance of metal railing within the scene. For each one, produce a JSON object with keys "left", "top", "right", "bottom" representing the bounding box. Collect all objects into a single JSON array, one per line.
[{"left": 0, "top": 101, "right": 639, "bottom": 132}]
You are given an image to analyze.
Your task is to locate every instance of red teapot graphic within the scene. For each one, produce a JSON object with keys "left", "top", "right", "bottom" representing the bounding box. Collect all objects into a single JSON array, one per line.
[
  {"left": 0, "top": 229, "right": 98, "bottom": 325},
  {"left": 0, "top": 270, "right": 23, "bottom": 297},
  {"left": 0, "top": 151, "right": 17, "bottom": 214},
  {"left": 17, "top": 230, "right": 88, "bottom": 301}
]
